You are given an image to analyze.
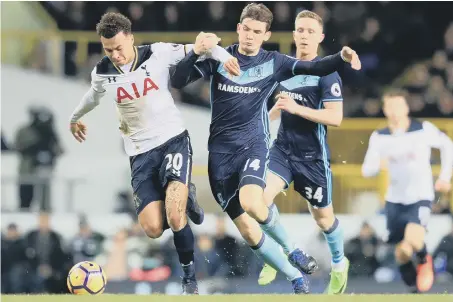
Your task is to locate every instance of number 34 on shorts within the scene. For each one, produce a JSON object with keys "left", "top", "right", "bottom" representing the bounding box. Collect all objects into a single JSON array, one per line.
[{"left": 303, "top": 186, "right": 324, "bottom": 205}]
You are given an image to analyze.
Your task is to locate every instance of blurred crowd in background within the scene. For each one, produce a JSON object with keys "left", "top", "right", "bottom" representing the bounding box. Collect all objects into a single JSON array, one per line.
[
  {"left": 25, "top": 1, "right": 453, "bottom": 117},
  {"left": 2, "top": 212, "right": 453, "bottom": 294}
]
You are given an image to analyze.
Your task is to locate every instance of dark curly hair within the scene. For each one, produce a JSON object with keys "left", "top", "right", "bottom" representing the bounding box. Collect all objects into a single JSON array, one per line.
[
  {"left": 240, "top": 3, "right": 273, "bottom": 31},
  {"left": 96, "top": 12, "right": 132, "bottom": 38}
]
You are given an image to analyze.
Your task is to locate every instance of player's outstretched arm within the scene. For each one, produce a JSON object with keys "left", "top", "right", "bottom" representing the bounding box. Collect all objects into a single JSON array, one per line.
[
  {"left": 424, "top": 121, "right": 453, "bottom": 193},
  {"left": 69, "top": 69, "right": 105, "bottom": 142},
  {"left": 274, "top": 47, "right": 361, "bottom": 82},
  {"left": 170, "top": 50, "right": 207, "bottom": 89},
  {"left": 170, "top": 33, "right": 239, "bottom": 89},
  {"left": 184, "top": 44, "right": 240, "bottom": 76},
  {"left": 362, "top": 131, "right": 382, "bottom": 178},
  {"left": 189, "top": 32, "right": 240, "bottom": 75},
  {"left": 294, "top": 46, "right": 361, "bottom": 75}
]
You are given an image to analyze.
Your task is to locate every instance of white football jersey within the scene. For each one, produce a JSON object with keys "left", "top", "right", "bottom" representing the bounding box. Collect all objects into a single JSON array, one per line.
[
  {"left": 91, "top": 43, "right": 189, "bottom": 156},
  {"left": 362, "top": 120, "right": 453, "bottom": 205}
]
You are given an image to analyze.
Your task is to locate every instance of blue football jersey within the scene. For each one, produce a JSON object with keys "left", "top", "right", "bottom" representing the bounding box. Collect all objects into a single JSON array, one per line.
[
  {"left": 274, "top": 56, "right": 343, "bottom": 162},
  {"left": 171, "top": 46, "right": 345, "bottom": 154}
]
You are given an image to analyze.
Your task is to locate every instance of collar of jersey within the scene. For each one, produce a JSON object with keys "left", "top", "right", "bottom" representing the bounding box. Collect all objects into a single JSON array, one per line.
[
  {"left": 111, "top": 46, "right": 139, "bottom": 74},
  {"left": 236, "top": 46, "right": 263, "bottom": 61},
  {"left": 311, "top": 56, "right": 320, "bottom": 62}
]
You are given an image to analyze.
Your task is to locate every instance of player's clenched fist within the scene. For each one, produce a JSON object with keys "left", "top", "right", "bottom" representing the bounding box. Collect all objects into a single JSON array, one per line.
[
  {"left": 70, "top": 121, "right": 87, "bottom": 143},
  {"left": 194, "top": 32, "right": 221, "bottom": 55},
  {"left": 435, "top": 179, "right": 451, "bottom": 193},
  {"left": 224, "top": 57, "right": 241, "bottom": 77},
  {"left": 341, "top": 46, "right": 361, "bottom": 70},
  {"left": 275, "top": 93, "right": 300, "bottom": 115}
]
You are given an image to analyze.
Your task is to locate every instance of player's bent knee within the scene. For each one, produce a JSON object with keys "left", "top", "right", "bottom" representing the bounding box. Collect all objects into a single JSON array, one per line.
[
  {"left": 263, "top": 173, "right": 286, "bottom": 206},
  {"left": 239, "top": 184, "right": 264, "bottom": 213},
  {"left": 240, "top": 201, "right": 254, "bottom": 215},
  {"left": 138, "top": 201, "right": 164, "bottom": 239},
  {"left": 395, "top": 241, "right": 413, "bottom": 263},
  {"left": 404, "top": 223, "right": 425, "bottom": 249},
  {"left": 141, "top": 222, "right": 164, "bottom": 239}
]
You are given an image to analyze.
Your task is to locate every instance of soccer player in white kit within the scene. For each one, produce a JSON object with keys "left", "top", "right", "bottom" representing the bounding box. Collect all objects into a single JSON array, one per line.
[
  {"left": 362, "top": 89, "right": 453, "bottom": 293},
  {"left": 69, "top": 13, "right": 240, "bottom": 294}
]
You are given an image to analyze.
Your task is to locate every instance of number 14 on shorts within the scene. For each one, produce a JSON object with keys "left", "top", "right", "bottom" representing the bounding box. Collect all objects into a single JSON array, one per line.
[
  {"left": 305, "top": 187, "right": 323, "bottom": 203},
  {"left": 243, "top": 158, "right": 261, "bottom": 171}
]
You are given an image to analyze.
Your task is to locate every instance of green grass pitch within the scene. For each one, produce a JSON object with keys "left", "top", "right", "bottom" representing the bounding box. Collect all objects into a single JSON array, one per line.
[{"left": 2, "top": 294, "right": 453, "bottom": 302}]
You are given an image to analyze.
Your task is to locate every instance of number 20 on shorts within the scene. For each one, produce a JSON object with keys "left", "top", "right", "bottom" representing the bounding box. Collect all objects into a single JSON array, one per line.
[{"left": 165, "top": 153, "right": 183, "bottom": 176}]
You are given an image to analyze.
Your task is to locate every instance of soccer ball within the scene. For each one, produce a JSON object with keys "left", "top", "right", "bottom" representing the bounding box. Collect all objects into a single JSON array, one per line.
[{"left": 67, "top": 261, "right": 107, "bottom": 295}]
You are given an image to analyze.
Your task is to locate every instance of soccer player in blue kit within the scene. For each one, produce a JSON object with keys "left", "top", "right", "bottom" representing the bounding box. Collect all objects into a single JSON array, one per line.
[
  {"left": 171, "top": 4, "right": 361, "bottom": 294},
  {"left": 262, "top": 11, "right": 352, "bottom": 294}
]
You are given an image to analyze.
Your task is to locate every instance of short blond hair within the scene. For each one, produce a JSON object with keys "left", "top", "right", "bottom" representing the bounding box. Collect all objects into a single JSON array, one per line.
[{"left": 296, "top": 10, "right": 323, "bottom": 28}]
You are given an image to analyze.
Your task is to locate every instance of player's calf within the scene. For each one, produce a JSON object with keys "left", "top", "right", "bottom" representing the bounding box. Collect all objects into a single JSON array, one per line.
[
  {"left": 262, "top": 171, "right": 318, "bottom": 276},
  {"left": 404, "top": 223, "right": 429, "bottom": 264},
  {"left": 310, "top": 205, "right": 346, "bottom": 270},
  {"left": 165, "top": 181, "right": 198, "bottom": 294},
  {"left": 395, "top": 241, "right": 419, "bottom": 292},
  {"left": 233, "top": 210, "right": 263, "bottom": 245},
  {"left": 314, "top": 215, "right": 336, "bottom": 232},
  {"left": 240, "top": 184, "right": 298, "bottom": 253},
  {"left": 233, "top": 213, "right": 309, "bottom": 293},
  {"left": 244, "top": 179, "right": 317, "bottom": 275},
  {"left": 310, "top": 205, "right": 349, "bottom": 294},
  {"left": 166, "top": 181, "right": 189, "bottom": 231},
  {"left": 403, "top": 223, "right": 433, "bottom": 292}
]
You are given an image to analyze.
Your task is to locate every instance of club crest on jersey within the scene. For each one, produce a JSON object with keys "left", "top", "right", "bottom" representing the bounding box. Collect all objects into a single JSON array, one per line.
[
  {"left": 299, "top": 76, "right": 309, "bottom": 85},
  {"left": 298, "top": 75, "right": 320, "bottom": 87},
  {"left": 116, "top": 77, "right": 159, "bottom": 103},
  {"left": 248, "top": 66, "right": 264, "bottom": 78},
  {"left": 141, "top": 65, "right": 150, "bottom": 76}
]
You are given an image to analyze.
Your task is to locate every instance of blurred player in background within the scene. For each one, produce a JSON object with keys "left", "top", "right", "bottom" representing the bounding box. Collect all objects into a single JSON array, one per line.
[
  {"left": 263, "top": 10, "right": 350, "bottom": 294},
  {"left": 171, "top": 3, "right": 360, "bottom": 294},
  {"left": 69, "top": 12, "right": 239, "bottom": 294},
  {"left": 362, "top": 89, "right": 453, "bottom": 293}
]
